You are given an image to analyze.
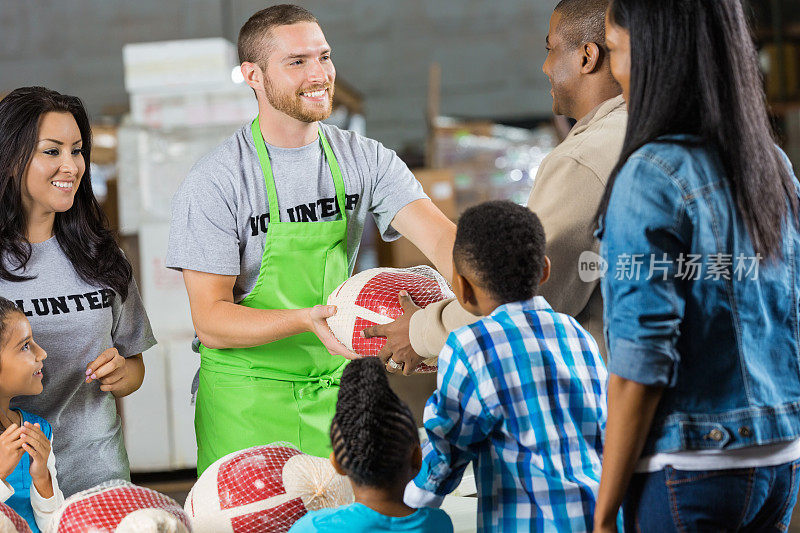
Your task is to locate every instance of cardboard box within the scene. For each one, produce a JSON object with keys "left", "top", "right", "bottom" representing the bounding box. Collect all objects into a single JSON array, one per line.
[
  {"left": 762, "top": 43, "right": 800, "bottom": 101},
  {"left": 377, "top": 168, "right": 456, "bottom": 268},
  {"left": 387, "top": 372, "right": 437, "bottom": 427},
  {"left": 91, "top": 124, "right": 119, "bottom": 165},
  {"left": 379, "top": 236, "right": 432, "bottom": 269},
  {"left": 412, "top": 168, "right": 457, "bottom": 220}
]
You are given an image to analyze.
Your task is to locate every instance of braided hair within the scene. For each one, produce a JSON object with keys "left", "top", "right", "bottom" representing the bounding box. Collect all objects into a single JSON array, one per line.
[
  {"left": 0, "top": 297, "right": 22, "bottom": 348},
  {"left": 330, "top": 358, "right": 419, "bottom": 488}
]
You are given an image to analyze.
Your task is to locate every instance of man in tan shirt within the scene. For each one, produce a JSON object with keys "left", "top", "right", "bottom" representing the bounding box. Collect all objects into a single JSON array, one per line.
[{"left": 366, "top": 0, "right": 626, "bottom": 372}]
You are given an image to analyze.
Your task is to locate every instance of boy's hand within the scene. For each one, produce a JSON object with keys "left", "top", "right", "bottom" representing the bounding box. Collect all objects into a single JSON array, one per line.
[
  {"left": 362, "top": 291, "right": 423, "bottom": 376},
  {"left": 21, "top": 423, "right": 53, "bottom": 498},
  {"left": 0, "top": 424, "right": 25, "bottom": 480},
  {"left": 86, "top": 348, "right": 128, "bottom": 392}
]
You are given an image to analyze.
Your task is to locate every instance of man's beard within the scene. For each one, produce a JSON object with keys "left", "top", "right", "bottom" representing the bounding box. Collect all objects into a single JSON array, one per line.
[{"left": 264, "top": 77, "right": 335, "bottom": 123}]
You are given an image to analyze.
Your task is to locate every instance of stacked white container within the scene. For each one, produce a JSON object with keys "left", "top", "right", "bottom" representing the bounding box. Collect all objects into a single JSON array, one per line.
[{"left": 118, "top": 38, "right": 256, "bottom": 472}]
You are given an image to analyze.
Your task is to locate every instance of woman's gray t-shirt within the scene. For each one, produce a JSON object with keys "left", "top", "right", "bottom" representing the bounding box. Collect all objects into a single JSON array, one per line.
[{"left": 0, "top": 237, "right": 156, "bottom": 496}]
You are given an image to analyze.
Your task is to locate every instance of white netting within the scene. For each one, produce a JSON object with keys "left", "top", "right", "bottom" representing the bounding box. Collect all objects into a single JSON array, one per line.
[
  {"left": 185, "top": 443, "right": 352, "bottom": 533},
  {"left": 46, "top": 480, "right": 190, "bottom": 533},
  {"left": 0, "top": 502, "right": 31, "bottom": 533},
  {"left": 326, "top": 266, "right": 454, "bottom": 372}
]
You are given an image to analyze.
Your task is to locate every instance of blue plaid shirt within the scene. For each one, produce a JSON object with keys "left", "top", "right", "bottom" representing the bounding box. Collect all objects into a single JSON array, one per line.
[{"left": 405, "top": 297, "right": 608, "bottom": 532}]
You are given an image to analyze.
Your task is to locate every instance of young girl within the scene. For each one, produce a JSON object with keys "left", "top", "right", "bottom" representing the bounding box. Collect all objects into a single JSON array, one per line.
[
  {"left": 290, "top": 358, "right": 453, "bottom": 533},
  {"left": 0, "top": 297, "right": 63, "bottom": 532}
]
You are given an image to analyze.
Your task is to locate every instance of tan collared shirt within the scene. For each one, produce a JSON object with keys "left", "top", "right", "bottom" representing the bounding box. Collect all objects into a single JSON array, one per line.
[{"left": 409, "top": 95, "right": 628, "bottom": 360}]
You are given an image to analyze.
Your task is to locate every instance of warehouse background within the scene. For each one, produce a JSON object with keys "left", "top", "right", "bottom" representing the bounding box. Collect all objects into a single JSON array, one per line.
[{"left": 0, "top": 0, "right": 554, "bottom": 151}]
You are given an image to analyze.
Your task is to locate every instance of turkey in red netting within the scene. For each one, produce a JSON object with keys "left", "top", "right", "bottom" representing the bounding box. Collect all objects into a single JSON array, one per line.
[
  {"left": 0, "top": 502, "right": 30, "bottom": 533},
  {"left": 184, "top": 443, "right": 352, "bottom": 533},
  {"left": 46, "top": 480, "right": 190, "bottom": 533},
  {"left": 326, "top": 266, "right": 454, "bottom": 373}
]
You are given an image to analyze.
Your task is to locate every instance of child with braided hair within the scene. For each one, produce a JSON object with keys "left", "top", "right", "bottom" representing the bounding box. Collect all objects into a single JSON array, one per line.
[{"left": 289, "top": 357, "right": 453, "bottom": 533}]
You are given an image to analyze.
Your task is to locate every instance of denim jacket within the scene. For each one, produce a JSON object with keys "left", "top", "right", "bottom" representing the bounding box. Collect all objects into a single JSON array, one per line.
[{"left": 598, "top": 137, "right": 800, "bottom": 455}]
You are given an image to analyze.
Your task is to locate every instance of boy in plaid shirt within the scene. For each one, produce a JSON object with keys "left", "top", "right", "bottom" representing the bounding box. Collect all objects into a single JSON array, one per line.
[{"left": 404, "top": 201, "right": 609, "bottom": 532}]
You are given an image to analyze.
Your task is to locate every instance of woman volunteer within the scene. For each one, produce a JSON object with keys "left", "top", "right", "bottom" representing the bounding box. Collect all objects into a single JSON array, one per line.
[{"left": 0, "top": 87, "right": 155, "bottom": 496}]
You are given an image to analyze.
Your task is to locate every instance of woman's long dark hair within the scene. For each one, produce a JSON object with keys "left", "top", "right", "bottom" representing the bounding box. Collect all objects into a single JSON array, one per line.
[
  {"left": 597, "top": 0, "right": 799, "bottom": 260},
  {"left": 0, "top": 87, "right": 132, "bottom": 300}
]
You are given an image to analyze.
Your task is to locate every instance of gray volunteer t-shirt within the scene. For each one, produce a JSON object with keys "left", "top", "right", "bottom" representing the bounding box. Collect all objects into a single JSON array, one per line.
[
  {"left": 166, "top": 122, "right": 427, "bottom": 301},
  {"left": 0, "top": 237, "right": 156, "bottom": 497}
]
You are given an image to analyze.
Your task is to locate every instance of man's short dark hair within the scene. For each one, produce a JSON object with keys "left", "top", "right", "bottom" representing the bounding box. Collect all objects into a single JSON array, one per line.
[
  {"left": 453, "top": 201, "right": 547, "bottom": 304},
  {"left": 238, "top": 4, "right": 318, "bottom": 65},
  {"left": 554, "top": 0, "right": 610, "bottom": 49}
]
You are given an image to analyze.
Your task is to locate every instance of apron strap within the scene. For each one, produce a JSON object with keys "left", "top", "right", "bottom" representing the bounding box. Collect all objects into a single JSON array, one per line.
[
  {"left": 251, "top": 117, "right": 348, "bottom": 224},
  {"left": 319, "top": 130, "right": 348, "bottom": 219},
  {"left": 251, "top": 118, "right": 281, "bottom": 221}
]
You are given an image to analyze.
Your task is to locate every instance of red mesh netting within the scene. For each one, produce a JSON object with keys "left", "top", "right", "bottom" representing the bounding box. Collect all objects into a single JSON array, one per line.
[
  {"left": 0, "top": 502, "right": 31, "bottom": 533},
  {"left": 327, "top": 266, "right": 454, "bottom": 373},
  {"left": 217, "top": 446, "right": 300, "bottom": 510},
  {"left": 49, "top": 480, "right": 190, "bottom": 533},
  {"left": 185, "top": 443, "right": 352, "bottom": 533}
]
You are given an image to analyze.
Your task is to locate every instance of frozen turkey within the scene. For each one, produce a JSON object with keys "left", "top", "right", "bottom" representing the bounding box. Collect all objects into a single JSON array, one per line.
[
  {"left": 326, "top": 266, "right": 454, "bottom": 372},
  {"left": 46, "top": 480, "right": 190, "bottom": 533},
  {"left": 184, "top": 443, "right": 352, "bottom": 533}
]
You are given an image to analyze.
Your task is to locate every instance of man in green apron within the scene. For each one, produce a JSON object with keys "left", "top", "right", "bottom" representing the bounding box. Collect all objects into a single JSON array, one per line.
[{"left": 166, "top": 4, "right": 456, "bottom": 475}]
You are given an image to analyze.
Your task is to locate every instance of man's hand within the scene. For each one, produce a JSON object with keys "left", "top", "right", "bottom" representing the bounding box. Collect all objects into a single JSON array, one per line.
[
  {"left": 21, "top": 422, "right": 53, "bottom": 498},
  {"left": 362, "top": 291, "right": 422, "bottom": 376},
  {"left": 0, "top": 424, "right": 24, "bottom": 480},
  {"left": 306, "top": 305, "right": 360, "bottom": 360}
]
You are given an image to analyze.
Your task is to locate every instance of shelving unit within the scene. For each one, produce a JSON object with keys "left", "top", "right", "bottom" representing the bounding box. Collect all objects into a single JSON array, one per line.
[
  {"left": 748, "top": 1, "right": 800, "bottom": 109},
  {"left": 747, "top": 0, "right": 800, "bottom": 165}
]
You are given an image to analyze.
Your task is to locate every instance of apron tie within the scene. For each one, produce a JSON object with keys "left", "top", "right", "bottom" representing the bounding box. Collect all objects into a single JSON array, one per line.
[{"left": 297, "top": 375, "right": 340, "bottom": 400}]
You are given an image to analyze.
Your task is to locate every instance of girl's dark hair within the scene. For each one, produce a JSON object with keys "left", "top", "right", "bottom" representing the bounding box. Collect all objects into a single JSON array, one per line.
[
  {"left": 0, "top": 87, "right": 132, "bottom": 299},
  {"left": 330, "top": 358, "right": 419, "bottom": 488},
  {"left": 597, "top": 0, "right": 799, "bottom": 259},
  {"left": 0, "top": 297, "right": 23, "bottom": 347}
]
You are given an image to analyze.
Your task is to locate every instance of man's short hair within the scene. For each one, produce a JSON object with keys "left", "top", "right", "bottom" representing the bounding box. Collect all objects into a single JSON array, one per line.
[
  {"left": 453, "top": 201, "right": 547, "bottom": 304},
  {"left": 238, "top": 4, "right": 318, "bottom": 65},
  {"left": 554, "top": 0, "right": 610, "bottom": 49}
]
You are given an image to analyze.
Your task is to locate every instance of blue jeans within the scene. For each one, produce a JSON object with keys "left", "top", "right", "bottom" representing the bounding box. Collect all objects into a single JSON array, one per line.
[{"left": 623, "top": 460, "right": 800, "bottom": 532}]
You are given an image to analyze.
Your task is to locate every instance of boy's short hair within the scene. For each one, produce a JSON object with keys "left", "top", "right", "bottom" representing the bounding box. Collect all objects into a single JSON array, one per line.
[
  {"left": 330, "top": 358, "right": 419, "bottom": 489},
  {"left": 454, "top": 200, "right": 546, "bottom": 303},
  {"left": 238, "top": 4, "right": 318, "bottom": 66}
]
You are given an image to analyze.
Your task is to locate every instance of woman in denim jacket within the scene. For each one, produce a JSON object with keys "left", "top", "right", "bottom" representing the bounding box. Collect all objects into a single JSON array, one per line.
[{"left": 593, "top": 1, "right": 800, "bottom": 532}]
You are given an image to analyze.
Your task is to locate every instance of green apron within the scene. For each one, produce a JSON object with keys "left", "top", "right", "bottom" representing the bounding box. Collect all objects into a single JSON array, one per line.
[{"left": 195, "top": 117, "right": 349, "bottom": 474}]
